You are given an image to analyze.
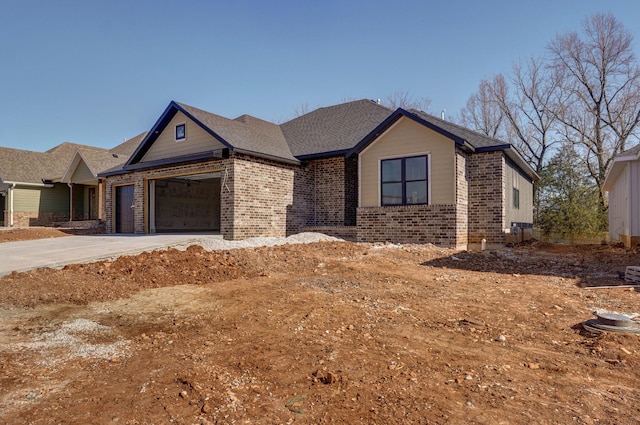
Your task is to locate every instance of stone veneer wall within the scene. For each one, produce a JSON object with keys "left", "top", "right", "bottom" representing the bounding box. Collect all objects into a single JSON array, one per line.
[
  {"left": 356, "top": 204, "right": 460, "bottom": 245},
  {"left": 467, "top": 151, "right": 506, "bottom": 247},
  {"left": 10, "top": 211, "right": 69, "bottom": 227}
]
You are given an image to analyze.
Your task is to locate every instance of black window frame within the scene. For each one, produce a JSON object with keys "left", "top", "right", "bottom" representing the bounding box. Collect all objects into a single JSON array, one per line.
[
  {"left": 175, "top": 123, "right": 186, "bottom": 141},
  {"left": 380, "top": 154, "right": 429, "bottom": 206}
]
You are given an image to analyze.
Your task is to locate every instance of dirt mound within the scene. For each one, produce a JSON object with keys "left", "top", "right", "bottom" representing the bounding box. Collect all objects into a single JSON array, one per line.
[{"left": 1, "top": 241, "right": 640, "bottom": 424}]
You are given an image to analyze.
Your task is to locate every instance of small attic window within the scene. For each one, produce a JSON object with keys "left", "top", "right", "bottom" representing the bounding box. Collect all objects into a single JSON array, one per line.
[{"left": 175, "top": 123, "right": 186, "bottom": 141}]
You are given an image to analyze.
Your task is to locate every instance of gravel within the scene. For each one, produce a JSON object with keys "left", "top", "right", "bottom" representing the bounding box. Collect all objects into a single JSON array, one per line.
[
  {"left": 21, "top": 318, "right": 130, "bottom": 363},
  {"left": 173, "top": 232, "right": 341, "bottom": 252}
]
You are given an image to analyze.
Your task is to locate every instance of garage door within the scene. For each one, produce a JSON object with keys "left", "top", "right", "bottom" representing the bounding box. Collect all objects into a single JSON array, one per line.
[{"left": 149, "top": 172, "right": 221, "bottom": 233}]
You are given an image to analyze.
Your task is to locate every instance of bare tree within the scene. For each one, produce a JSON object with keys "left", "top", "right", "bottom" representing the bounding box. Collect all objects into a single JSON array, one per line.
[
  {"left": 384, "top": 90, "right": 432, "bottom": 112},
  {"left": 493, "top": 58, "right": 559, "bottom": 175},
  {"left": 293, "top": 102, "right": 312, "bottom": 117},
  {"left": 459, "top": 77, "right": 506, "bottom": 139},
  {"left": 547, "top": 12, "right": 640, "bottom": 205}
]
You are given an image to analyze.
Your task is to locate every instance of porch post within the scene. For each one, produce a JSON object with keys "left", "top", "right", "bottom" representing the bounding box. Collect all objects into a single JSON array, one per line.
[
  {"left": 67, "top": 183, "right": 73, "bottom": 222},
  {"left": 98, "top": 179, "right": 104, "bottom": 220}
]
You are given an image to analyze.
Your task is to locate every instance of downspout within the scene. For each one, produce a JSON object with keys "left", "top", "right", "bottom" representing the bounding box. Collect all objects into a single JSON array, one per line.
[
  {"left": 2, "top": 181, "right": 54, "bottom": 228},
  {"left": 9, "top": 183, "right": 15, "bottom": 227},
  {"left": 67, "top": 183, "right": 73, "bottom": 223}
]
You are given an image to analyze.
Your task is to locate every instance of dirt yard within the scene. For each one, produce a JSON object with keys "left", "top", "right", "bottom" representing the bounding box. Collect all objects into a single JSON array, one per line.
[
  {"left": 0, "top": 227, "right": 104, "bottom": 243},
  {"left": 1, "top": 232, "right": 639, "bottom": 424}
]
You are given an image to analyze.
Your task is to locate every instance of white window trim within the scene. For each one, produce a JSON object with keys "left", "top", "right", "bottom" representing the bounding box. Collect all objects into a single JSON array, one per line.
[
  {"left": 377, "top": 152, "right": 432, "bottom": 207},
  {"left": 175, "top": 123, "right": 186, "bottom": 142}
]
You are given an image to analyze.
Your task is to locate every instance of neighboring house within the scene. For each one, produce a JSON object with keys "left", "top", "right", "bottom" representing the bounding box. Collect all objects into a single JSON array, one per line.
[
  {"left": 603, "top": 144, "right": 640, "bottom": 247},
  {"left": 0, "top": 137, "right": 142, "bottom": 227},
  {"left": 100, "top": 99, "right": 538, "bottom": 249}
]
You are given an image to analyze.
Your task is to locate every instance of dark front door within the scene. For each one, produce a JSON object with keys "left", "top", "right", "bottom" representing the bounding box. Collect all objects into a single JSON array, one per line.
[
  {"left": 115, "top": 185, "right": 135, "bottom": 233},
  {"left": 89, "top": 187, "right": 97, "bottom": 220}
]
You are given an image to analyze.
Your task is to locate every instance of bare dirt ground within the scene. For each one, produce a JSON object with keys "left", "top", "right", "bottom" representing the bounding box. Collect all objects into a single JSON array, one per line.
[
  {"left": 0, "top": 227, "right": 103, "bottom": 243},
  {"left": 0, "top": 228, "right": 73, "bottom": 243},
  {"left": 1, "top": 232, "right": 640, "bottom": 424}
]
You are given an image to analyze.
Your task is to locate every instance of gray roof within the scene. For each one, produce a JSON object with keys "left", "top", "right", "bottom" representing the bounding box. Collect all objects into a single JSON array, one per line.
[
  {"left": 111, "top": 99, "right": 536, "bottom": 180},
  {"left": 281, "top": 99, "right": 393, "bottom": 157},
  {"left": 1, "top": 139, "right": 141, "bottom": 186},
  {"left": 409, "top": 109, "right": 537, "bottom": 180},
  {"left": 409, "top": 110, "right": 508, "bottom": 150},
  {"left": 110, "top": 132, "right": 148, "bottom": 156},
  {"left": 177, "top": 102, "right": 296, "bottom": 162},
  {"left": 0, "top": 147, "right": 59, "bottom": 184}
]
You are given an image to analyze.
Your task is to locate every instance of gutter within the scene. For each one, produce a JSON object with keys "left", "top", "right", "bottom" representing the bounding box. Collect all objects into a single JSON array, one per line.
[
  {"left": 3, "top": 180, "right": 55, "bottom": 188},
  {"left": 232, "top": 148, "right": 301, "bottom": 165}
]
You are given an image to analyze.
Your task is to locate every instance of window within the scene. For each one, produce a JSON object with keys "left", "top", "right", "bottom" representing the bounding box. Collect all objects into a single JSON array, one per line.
[
  {"left": 381, "top": 155, "right": 428, "bottom": 206},
  {"left": 513, "top": 187, "right": 520, "bottom": 209},
  {"left": 175, "top": 123, "right": 186, "bottom": 141}
]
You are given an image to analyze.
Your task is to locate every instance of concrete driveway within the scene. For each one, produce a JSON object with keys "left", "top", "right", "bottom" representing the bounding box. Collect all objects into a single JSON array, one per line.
[{"left": 0, "top": 234, "right": 223, "bottom": 277}]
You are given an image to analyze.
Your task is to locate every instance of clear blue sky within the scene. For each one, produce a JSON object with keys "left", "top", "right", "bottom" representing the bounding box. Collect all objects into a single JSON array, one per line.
[{"left": 2, "top": 0, "right": 640, "bottom": 151}]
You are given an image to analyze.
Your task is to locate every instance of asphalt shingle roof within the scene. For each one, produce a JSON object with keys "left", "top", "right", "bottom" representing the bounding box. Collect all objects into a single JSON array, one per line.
[
  {"left": 281, "top": 99, "right": 393, "bottom": 157},
  {"left": 177, "top": 103, "right": 296, "bottom": 162},
  {"left": 0, "top": 147, "right": 59, "bottom": 184},
  {"left": 110, "top": 132, "right": 148, "bottom": 156},
  {"left": 1, "top": 137, "right": 143, "bottom": 185},
  {"left": 408, "top": 109, "right": 509, "bottom": 150}
]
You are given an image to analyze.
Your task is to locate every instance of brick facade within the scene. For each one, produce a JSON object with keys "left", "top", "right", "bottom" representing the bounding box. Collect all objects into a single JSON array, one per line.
[
  {"left": 356, "top": 204, "right": 461, "bottom": 246},
  {"left": 310, "top": 156, "right": 347, "bottom": 226},
  {"left": 455, "top": 149, "right": 469, "bottom": 247},
  {"left": 103, "top": 147, "right": 516, "bottom": 249},
  {"left": 467, "top": 151, "right": 506, "bottom": 248},
  {"left": 228, "top": 154, "right": 313, "bottom": 239},
  {"left": 104, "top": 153, "right": 315, "bottom": 240}
]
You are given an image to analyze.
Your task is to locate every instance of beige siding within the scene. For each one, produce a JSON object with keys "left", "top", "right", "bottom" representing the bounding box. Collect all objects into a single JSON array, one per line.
[
  {"left": 504, "top": 162, "right": 533, "bottom": 227},
  {"left": 71, "top": 160, "right": 95, "bottom": 183},
  {"left": 141, "top": 111, "right": 226, "bottom": 162},
  {"left": 360, "top": 117, "right": 455, "bottom": 207}
]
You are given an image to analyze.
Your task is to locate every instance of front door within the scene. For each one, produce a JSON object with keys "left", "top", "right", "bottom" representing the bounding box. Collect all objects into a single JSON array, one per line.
[
  {"left": 115, "top": 185, "right": 135, "bottom": 233},
  {"left": 88, "top": 187, "right": 97, "bottom": 220}
]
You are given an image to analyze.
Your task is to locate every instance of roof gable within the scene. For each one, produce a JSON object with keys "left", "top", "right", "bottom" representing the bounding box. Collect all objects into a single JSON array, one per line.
[
  {"left": 604, "top": 143, "right": 640, "bottom": 190},
  {"left": 349, "top": 108, "right": 538, "bottom": 181},
  {"left": 60, "top": 149, "right": 130, "bottom": 183},
  {"left": 126, "top": 101, "right": 297, "bottom": 168}
]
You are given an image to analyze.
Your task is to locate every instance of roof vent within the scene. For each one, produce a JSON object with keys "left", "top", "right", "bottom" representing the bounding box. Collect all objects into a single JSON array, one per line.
[
  {"left": 441, "top": 109, "right": 446, "bottom": 120},
  {"left": 112, "top": 153, "right": 119, "bottom": 158}
]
